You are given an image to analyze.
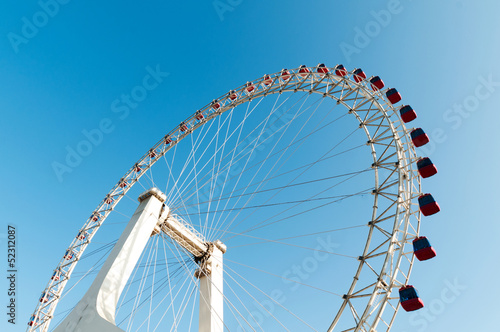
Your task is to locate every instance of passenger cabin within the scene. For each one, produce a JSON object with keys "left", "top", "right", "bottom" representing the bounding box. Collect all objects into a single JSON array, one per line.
[
  {"left": 28, "top": 315, "right": 39, "bottom": 326},
  {"left": 228, "top": 90, "right": 238, "bottom": 100},
  {"left": 281, "top": 69, "right": 291, "bottom": 81},
  {"left": 299, "top": 65, "right": 310, "bottom": 78},
  {"left": 410, "top": 128, "right": 430, "bottom": 147},
  {"left": 51, "top": 269, "right": 61, "bottom": 281},
  {"left": 386, "top": 88, "right": 402, "bottom": 104},
  {"left": 39, "top": 292, "right": 50, "bottom": 303},
  {"left": 211, "top": 100, "right": 220, "bottom": 110},
  {"left": 399, "top": 105, "right": 417, "bottom": 123},
  {"left": 195, "top": 111, "right": 204, "bottom": 120},
  {"left": 413, "top": 236, "right": 437, "bottom": 261},
  {"left": 245, "top": 82, "right": 255, "bottom": 93},
  {"left": 263, "top": 75, "right": 273, "bottom": 86},
  {"left": 399, "top": 285, "right": 424, "bottom": 312},
  {"left": 211, "top": 100, "right": 221, "bottom": 110},
  {"left": 180, "top": 122, "right": 189, "bottom": 132},
  {"left": 353, "top": 68, "right": 366, "bottom": 82},
  {"left": 417, "top": 157, "right": 438, "bottom": 178},
  {"left": 76, "top": 231, "right": 87, "bottom": 241},
  {"left": 335, "top": 64, "right": 347, "bottom": 76},
  {"left": 64, "top": 250, "right": 74, "bottom": 260},
  {"left": 418, "top": 193, "right": 441, "bottom": 216},
  {"left": 370, "top": 76, "right": 385, "bottom": 91},
  {"left": 317, "top": 63, "right": 329, "bottom": 74}
]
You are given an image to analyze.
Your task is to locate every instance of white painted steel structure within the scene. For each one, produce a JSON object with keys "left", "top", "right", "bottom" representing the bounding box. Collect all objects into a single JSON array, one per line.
[
  {"left": 28, "top": 65, "right": 424, "bottom": 331},
  {"left": 51, "top": 188, "right": 226, "bottom": 332}
]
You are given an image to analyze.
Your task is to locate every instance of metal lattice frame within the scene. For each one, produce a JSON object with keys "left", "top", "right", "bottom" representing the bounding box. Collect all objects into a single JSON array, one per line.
[{"left": 28, "top": 65, "right": 423, "bottom": 332}]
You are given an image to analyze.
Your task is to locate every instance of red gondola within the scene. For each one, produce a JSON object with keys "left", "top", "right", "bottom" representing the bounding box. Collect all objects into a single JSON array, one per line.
[
  {"left": 353, "top": 68, "right": 366, "bottom": 83},
  {"left": 263, "top": 74, "right": 273, "bottom": 86},
  {"left": 149, "top": 150, "right": 157, "bottom": 158},
  {"left": 410, "top": 128, "right": 430, "bottom": 147},
  {"left": 281, "top": 69, "right": 291, "bottom": 81},
  {"left": 317, "top": 63, "right": 329, "bottom": 74},
  {"left": 40, "top": 292, "right": 50, "bottom": 303},
  {"left": 195, "top": 111, "right": 204, "bottom": 121},
  {"left": 399, "top": 285, "right": 424, "bottom": 312},
  {"left": 64, "top": 250, "right": 74, "bottom": 260},
  {"left": 180, "top": 122, "right": 189, "bottom": 132},
  {"left": 418, "top": 193, "right": 441, "bottom": 216},
  {"left": 134, "top": 165, "right": 141, "bottom": 173},
  {"left": 28, "top": 315, "right": 39, "bottom": 326},
  {"left": 413, "top": 236, "right": 437, "bottom": 261},
  {"left": 417, "top": 157, "right": 438, "bottom": 178},
  {"left": 76, "top": 231, "right": 87, "bottom": 241},
  {"left": 119, "top": 179, "right": 127, "bottom": 188},
  {"left": 91, "top": 213, "right": 100, "bottom": 222},
  {"left": 299, "top": 65, "right": 310, "bottom": 78},
  {"left": 386, "top": 88, "right": 402, "bottom": 104},
  {"left": 245, "top": 82, "right": 255, "bottom": 93},
  {"left": 335, "top": 64, "right": 347, "bottom": 76},
  {"left": 228, "top": 90, "right": 238, "bottom": 100},
  {"left": 399, "top": 105, "right": 417, "bottom": 123},
  {"left": 105, "top": 196, "right": 113, "bottom": 204},
  {"left": 51, "top": 269, "right": 61, "bottom": 281},
  {"left": 211, "top": 100, "right": 220, "bottom": 110},
  {"left": 370, "top": 76, "right": 385, "bottom": 91},
  {"left": 165, "top": 136, "right": 172, "bottom": 145}
]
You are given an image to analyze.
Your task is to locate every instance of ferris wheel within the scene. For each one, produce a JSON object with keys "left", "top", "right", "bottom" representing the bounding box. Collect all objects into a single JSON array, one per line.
[{"left": 28, "top": 64, "right": 440, "bottom": 331}]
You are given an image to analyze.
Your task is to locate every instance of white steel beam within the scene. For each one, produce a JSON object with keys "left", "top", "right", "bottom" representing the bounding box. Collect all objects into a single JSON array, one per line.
[
  {"left": 198, "top": 241, "right": 226, "bottom": 332},
  {"left": 53, "top": 188, "right": 168, "bottom": 332}
]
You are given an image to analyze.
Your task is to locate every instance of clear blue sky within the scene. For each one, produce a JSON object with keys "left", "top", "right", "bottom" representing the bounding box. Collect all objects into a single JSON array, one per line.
[{"left": 1, "top": 0, "right": 500, "bottom": 331}]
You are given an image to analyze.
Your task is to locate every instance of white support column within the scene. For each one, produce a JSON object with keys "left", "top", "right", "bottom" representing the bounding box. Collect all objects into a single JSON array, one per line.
[
  {"left": 198, "top": 242, "right": 225, "bottom": 332},
  {"left": 54, "top": 188, "right": 167, "bottom": 332}
]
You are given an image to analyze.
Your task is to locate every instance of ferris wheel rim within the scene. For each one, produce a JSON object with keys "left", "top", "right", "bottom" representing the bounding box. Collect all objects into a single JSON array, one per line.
[{"left": 28, "top": 64, "right": 422, "bottom": 332}]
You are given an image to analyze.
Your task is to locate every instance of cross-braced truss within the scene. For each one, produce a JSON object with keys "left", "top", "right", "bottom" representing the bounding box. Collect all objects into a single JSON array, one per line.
[{"left": 28, "top": 65, "right": 422, "bottom": 332}]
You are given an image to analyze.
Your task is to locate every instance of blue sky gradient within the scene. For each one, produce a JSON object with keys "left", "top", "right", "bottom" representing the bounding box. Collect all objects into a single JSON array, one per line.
[{"left": 1, "top": 0, "right": 500, "bottom": 331}]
